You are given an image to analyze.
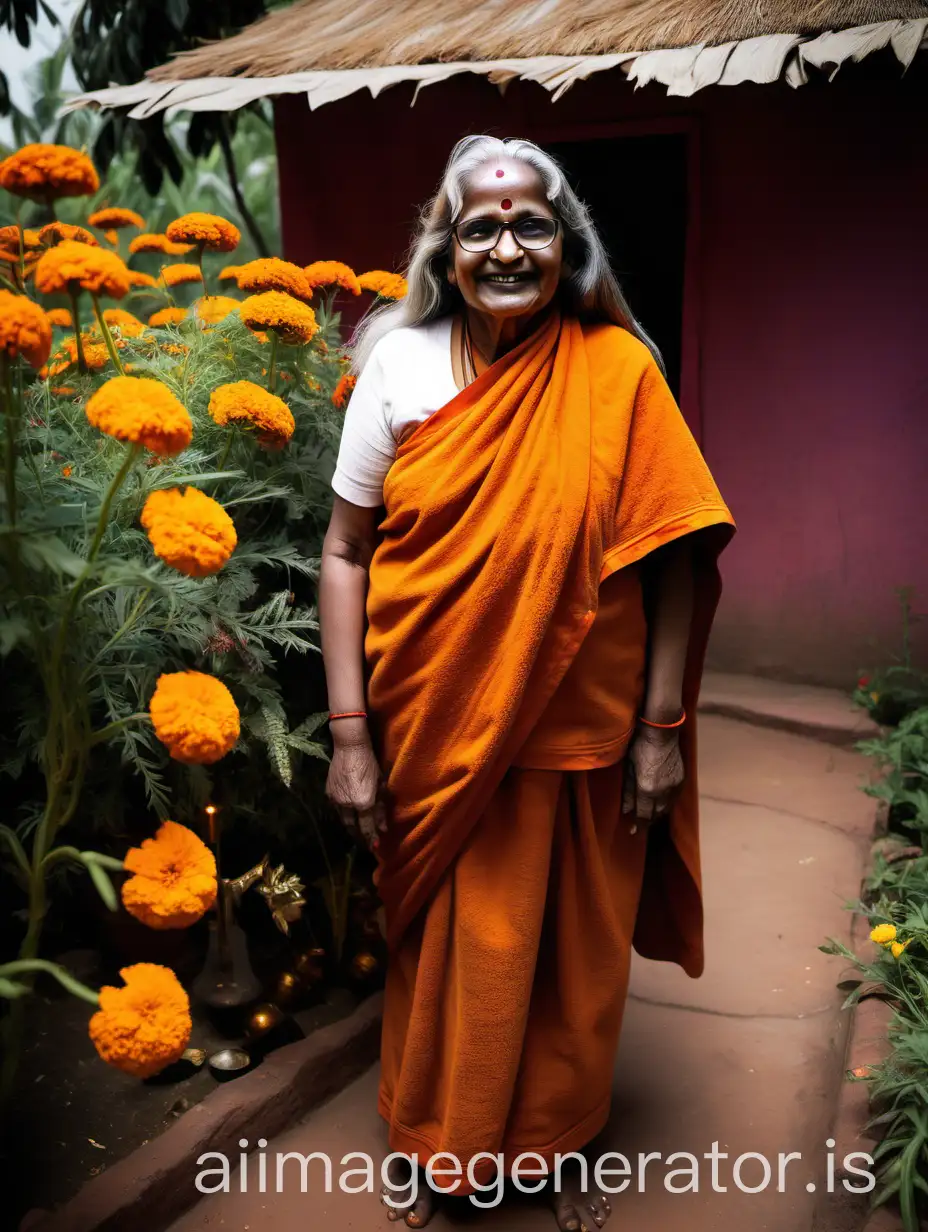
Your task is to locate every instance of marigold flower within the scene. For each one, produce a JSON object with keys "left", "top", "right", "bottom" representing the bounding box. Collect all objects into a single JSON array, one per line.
[
  {"left": 304, "top": 260, "right": 361, "bottom": 296},
  {"left": 39, "top": 221, "right": 99, "bottom": 247},
  {"left": 0, "top": 290, "right": 52, "bottom": 368},
  {"left": 218, "top": 264, "right": 242, "bottom": 281},
  {"left": 86, "top": 375, "right": 193, "bottom": 455},
  {"left": 148, "top": 307, "right": 187, "bottom": 328},
  {"left": 192, "top": 295, "right": 240, "bottom": 327},
  {"left": 62, "top": 464, "right": 72, "bottom": 477},
  {"left": 129, "top": 233, "right": 192, "bottom": 257},
  {"left": 161, "top": 343, "right": 189, "bottom": 357},
  {"left": 166, "top": 213, "right": 240, "bottom": 252},
  {"left": 46, "top": 333, "right": 111, "bottom": 377},
  {"left": 121, "top": 820, "right": 218, "bottom": 930},
  {"left": 236, "top": 258, "right": 312, "bottom": 300},
  {"left": 141, "top": 486, "right": 237, "bottom": 577},
  {"left": 104, "top": 229, "right": 119, "bottom": 247},
  {"left": 161, "top": 263, "right": 203, "bottom": 288},
  {"left": 870, "top": 691, "right": 880, "bottom": 704},
  {"left": 358, "top": 269, "right": 408, "bottom": 300},
  {"left": 102, "top": 308, "right": 147, "bottom": 338},
  {"left": 0, "top": 225, "right": 42, "bottom": 263},
  {"left": 88, "top": 207, "right": 146, "bottom": 230},
  {"left": 46, "top": 308, "right": 72, "bottom": 327},
  {"left": 240, "top": 291, "right": 318, "bottom": 345},
  {"left": 149, "top": 670, "right": 240, "bottom": 764},
  {"left": 870, "top": 923, "right": 897, "bottom": 946},
  {"left": 857, "top": 675, "right": 870, "bottom": 689},
  {"left": 891, "top": 940, "right": 911, "bottom": 959},
  {"left": 88, "top": 963, "right": 191, "bottom": 1079},
  {"left": 34, "top": 240, "right": 130, "bottom": 299},
  {"left": 208, "top": 380, "right": 296, "bottom": 446},
  {"left": 331, "top": 372, "right": 357, "bottom": 410},
  {"left": 51, "top": 385, "right": 75, "bottom": 396},
  {"left": 0, "top": 143, "right": 99, "bottom": 201},
  {"left": 128, "top": 270, "right": 158, "bottom": 289}
]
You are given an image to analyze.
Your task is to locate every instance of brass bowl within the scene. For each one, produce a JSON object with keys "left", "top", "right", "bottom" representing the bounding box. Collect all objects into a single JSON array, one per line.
[{"left": 208, "top": 1047, "right": 251, "bottom": 1080}]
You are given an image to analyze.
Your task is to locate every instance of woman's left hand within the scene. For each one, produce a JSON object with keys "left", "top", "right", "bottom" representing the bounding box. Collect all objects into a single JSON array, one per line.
[{"left": 622, "top": 725, "right": 685, "bottom": 825}]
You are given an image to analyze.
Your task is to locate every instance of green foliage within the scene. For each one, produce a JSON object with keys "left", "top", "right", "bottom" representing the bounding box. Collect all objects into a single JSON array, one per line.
[
  {"left": 0, "top": 0, "right": 59, "bottom": 118},
  {"left": 852, "top": 588, "right": 928, "bottom": 728},
  {"left": 857, "top": 709, "right": 928, "bottom": 846}
]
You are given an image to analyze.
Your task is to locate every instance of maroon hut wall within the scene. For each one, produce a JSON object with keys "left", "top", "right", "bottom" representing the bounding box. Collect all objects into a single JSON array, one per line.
[{"left": 274, "top": 63, "right": 928, "bottom": 687}]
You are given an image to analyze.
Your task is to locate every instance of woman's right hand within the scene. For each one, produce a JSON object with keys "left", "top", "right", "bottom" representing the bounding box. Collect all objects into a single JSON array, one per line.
[{"left": 325, "top": 733, "right": 387, "bottom": 851}]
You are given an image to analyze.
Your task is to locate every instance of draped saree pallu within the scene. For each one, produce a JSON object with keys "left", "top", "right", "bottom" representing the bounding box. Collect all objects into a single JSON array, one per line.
[{"left": 365, "top": 310, "right": 735, "bottom": 1191}]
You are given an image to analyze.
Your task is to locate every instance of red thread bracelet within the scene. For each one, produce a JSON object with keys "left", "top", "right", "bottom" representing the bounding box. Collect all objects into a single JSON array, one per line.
[
  {"left": 329, "top": 711, "right": 368, "bottom": 721},
  {"left": 639, "top": 708, "right": 686, "bottom": 729}
]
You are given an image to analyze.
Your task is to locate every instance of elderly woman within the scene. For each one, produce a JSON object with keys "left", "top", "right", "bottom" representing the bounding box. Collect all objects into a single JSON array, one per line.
[{"left": 319, "top": 134, "right": 734, "bottom": 1231}]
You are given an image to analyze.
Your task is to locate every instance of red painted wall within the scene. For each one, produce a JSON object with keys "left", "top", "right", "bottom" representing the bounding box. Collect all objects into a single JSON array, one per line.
[{"left": 275, "top": 59, "right": 928, "bottom": 686}]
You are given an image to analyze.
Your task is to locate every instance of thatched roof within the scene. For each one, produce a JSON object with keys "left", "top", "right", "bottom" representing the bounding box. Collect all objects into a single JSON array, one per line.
[{"left": 148, "top": 0, "right": 927, "bottom": 78}]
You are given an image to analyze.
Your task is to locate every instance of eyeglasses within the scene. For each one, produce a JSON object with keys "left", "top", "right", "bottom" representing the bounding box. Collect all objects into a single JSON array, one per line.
[{"left": 452, "top": 215, "right": 560, "bottom": 253}]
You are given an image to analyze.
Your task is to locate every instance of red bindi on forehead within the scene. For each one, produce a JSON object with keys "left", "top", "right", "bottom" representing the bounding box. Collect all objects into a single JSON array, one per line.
[
  {"left": 500, "top": 198, "right": 512, "bottom": 210},
  {"left": 495, "top": 168, "right": 505, "bottom": 177}
]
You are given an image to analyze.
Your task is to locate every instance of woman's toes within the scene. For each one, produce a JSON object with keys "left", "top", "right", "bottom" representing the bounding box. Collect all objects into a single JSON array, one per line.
[
  {"left": 405, "top": 1192, "right": 434, "bottom": 1228},
  {"left": 588, "top": 1193, "right": 611, "bottom": 1226},
  {"left": 553, "top": 1197, "right": 583, "bottom": 1232}
]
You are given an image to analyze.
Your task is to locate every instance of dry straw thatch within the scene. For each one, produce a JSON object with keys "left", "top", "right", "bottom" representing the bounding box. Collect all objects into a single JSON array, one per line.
[{"left": 150, "top": 0, "right": 928, "bottom": 80}]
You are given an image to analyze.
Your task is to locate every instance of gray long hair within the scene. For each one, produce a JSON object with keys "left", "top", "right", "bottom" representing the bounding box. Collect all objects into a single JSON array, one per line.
[{"left": 350, "top": 133, "right": 662, "bottom": 373}]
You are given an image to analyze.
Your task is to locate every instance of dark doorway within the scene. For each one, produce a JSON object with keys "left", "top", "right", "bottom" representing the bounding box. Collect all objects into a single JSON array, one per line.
[{"left": 546, "top": 134, "right": 689, "bottom": 399}]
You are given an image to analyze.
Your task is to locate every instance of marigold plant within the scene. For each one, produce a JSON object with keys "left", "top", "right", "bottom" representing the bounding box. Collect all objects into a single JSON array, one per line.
[
  {"left": 45, "top": 334, "right": 111, "bottom": 377},
  {"left": 0, "top": 225, "right": 42, "bottom": 261},
  {"left": 304, "top": 260, "right": 362, "bottom": 296},
  {"left": 102, "top": 308, "right": 146, "bottom": 338},
  {"left": 149, "top": 670, "right": 240, "bottom": 764},
  {"left": 166, "top": 213, "right": 240, "bottom": 252},
  {"left": 39, "top": 222, "right": 98, "bottom": 247},
  {"left": 45, "top": 308, "right": 72, "bottom": 328},
  {"left": 121, "top": 820, "right": 217, "bottom": 930},
  {"left": 218, "top": 264, "right": 242, "bottom": 282},
  {"left": 128, "top": 270, "right": 158, "bottom": 289},
  {"left": 331, "top": 372, "right": 357, "bottom": 410},
  {"left": 161, "top": 263, "right": 203, "bottom": 288},
  {"left": 85, "top": 375, "right": 193, "bottom": 455},
  {"left": 88, "top": 963, "right": 191, "bottom": 1078},
  {"left": 148, "top": 306, "right": 187, "bottom": 328},
  {"left": 0, "top": 290, "right": 52, "bottom": 369},
  {"left": 141, "top": 486, "right": 237, "bottom": 577},
  {"left": 103, "top": 230, "right": 119, "bottom": 247},
  {"left": 129, "top": 233, "right": 192, "bottom": 257},
  {"left": 208, "top": 380, "right": 296, "bottom": 446},
  {"left": 88, "top": 207, "right": 146, "bottom": 230},
  {"left": 34, "top": 241, "right": 130, "bottom": 299},
  {"left": 192, "top": 296, "right": 240, "bottom": 327},
  {"left": 359, "top": 270, "right": 408, "bottom": 300},
  {"left": 236, "top": 258, "right": 312, "bottom": 300},
  {"left": 240, "top": 291, "right": 318, "bottom": 345},
  {"left": 0, "top": 143, "right": 99, "bottom": 201}
]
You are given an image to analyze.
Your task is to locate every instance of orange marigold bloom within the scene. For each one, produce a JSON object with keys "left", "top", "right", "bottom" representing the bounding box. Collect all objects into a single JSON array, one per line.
[
  {"left": 358, "top": 270, "right": 408, "bottom": 300},
  {"left": 88, "top": 963, "right": 191, "bottom": 1079},
  {"left": 46, "top": 308, "right": 72, "bottom": 327},
  {"left": 0, "top": 290, "right": 52, "bottom": 368},
  {"left": 304, "top": 260, "right": 362, "bottom": 296},
  {"left": 192, "top": 295, "right": 240, "bottom": 327},
  {"left": 104, "top": 229, "right": 119, "bottom": 247},
  {"left": 239, "top": 291, "right": 318, "bottom": 345},
  {"left": 61, "top": 464, "right": 73, "bottom": 477},
  {"left": 0, "top": 143, "right": 99, "bottom": 201},
  {"left": 148, "top": 307, "right": 187, "bottom": 328},
  {"left": 121, "top": 820, "right": 218, "bottom": 930},
  {"left": 149, "top": 670, "right": 240, "bottom": 764},
  {"left": 235, "top": 258, "right": 312, "bottom": 300},
  {"left": 208, "top": 380, "right": 296, "bottom": 446},
  {"left": 34, "top": 241, "right": 130, "bottom": 299},
  {"left": 161, "top": 262, "right": 202, "bottom": 288},
  {"left": 88, "top": 207, "right": 146, "bottom": 230},
  {"left": 331, "top": 372, "right": 357, "bottom": 410},
  {"left": 46, "top": 333, "right": 112, "bottom": 377},
  {"left": 218, "top": 264, "right": 242, "bottom": 281},
  {"left": 39, "top": 221, "right": 99, "bottom": 247},
  {"left": 0, "top": 225, "right": 42, "bottom": 260},
  {"left": 166, "top": 212, "right": 240, "bottom": 253},
  {"left": 129, "top": 233, "right": 192, "bottom": 257},
  {"left": 85, "top": 375, "right": 193, "bottom": 455},
  {"left": 128, "top": 270, "right": 158, "bottom": 289},
  {"left": 103, "top": 308, "right": 146, "bottom": 338},
  {"left": 141, "top": 486, "right": 237, "bottom": 577}
]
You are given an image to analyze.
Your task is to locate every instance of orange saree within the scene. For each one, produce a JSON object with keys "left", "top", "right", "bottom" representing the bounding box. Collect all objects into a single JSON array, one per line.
[{"left": 365, "top": 310, "right": 734, "bottom": 1186}]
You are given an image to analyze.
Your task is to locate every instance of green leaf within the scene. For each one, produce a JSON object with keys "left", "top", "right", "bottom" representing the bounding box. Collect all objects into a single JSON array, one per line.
[
  {"left": 83, "top": 859, "right": 118, "bottom": 911},
  {"left": 0, "top": 977, "right": 30, "bottom": 999},
  {"left": 0, "top": 617, "right": 31, "bottom": 656},
  {"left": 19, "top": 534, "right": 87, "bottom": 578},
  {"left": 81, "top": 851, "right": 126, "bottom": 872},
  {"left": 0, "top": 824, "right": 31, "bottom": 882}
]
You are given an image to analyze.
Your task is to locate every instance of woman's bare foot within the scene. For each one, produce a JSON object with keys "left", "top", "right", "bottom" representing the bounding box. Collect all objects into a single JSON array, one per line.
[
  {"left": 547, "top": 1158, "right": 612, "bottom": 1231},
  {"left": 380, "top": 1157, "right": 438, "bottom": 1227}
]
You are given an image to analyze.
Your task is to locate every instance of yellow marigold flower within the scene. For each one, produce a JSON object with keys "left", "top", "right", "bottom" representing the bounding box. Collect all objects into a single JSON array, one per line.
[
  {"left": 148, "top": 307, "right": 187, "bottom": 328},
  {"left": 166, "top": 212, "right": 240, "bottom": 253},
  {"left": 358, "top": 269, "right": 408, "bottom": 300},
  {"left": 304, "top": 260, "right": 361, "bottom": 296},
  {"left": 161, "top": 262, "right": 202, "bottom": 288},
  {"left": 161, "top": 343, "right": 189, "bottom": 357},
  {"left": 127, "top": 270, "right": 158, "bottom": 289},
  {"left": 891, "top": 940, "right": 911, "bottom": 959},
  {"left": 149, "top": 670, "right": 240, "bottom": 764},
  {"left": 331, "top": 372, "right": 357, "bottom": 410},
  {"left": 39, "top": 221, "right": 99, "bottom": 247},
  {"left": 0, "top": 143, "right": 99, "bottom": 201},
  {"left": 121, "top": 820, "right": 217, "bottom": 930},
  {"left": 34, "top": 240, "right": 130, "bottom": 299},
  {"left": 0, "top": 290, "right": 52, "bottom": 368},
  {"left": 218, "top": 264, "right": 242, "bottom": 282},
  {"left": 46, "top": 308, "right": 72, "bottom": 327},
  {"left": 129, "top": 233, "right": 192, "bottom": 257},
  {"left": 870, "top": 691, "right": 880, "bottom": 703},
  {"left": 86, "top": 375, "right": 193, "bottom": 455},
  {"left": 141, "top": 486, "right": 237, "bottom": 577},
  {"left": 104, "top": 229, "right": 119, "bottom": 246},
  {"left": 208, "top": 380, "right": 296, "bottom": 446},
  {"left": 46, "top": 333, "right": 112, "bottom": 377},
  {"left": 88, "top": 963, "right": 191, "bottom": 1079},
  {"left": 192, "top": 295, "right": 240, "bottom": 327},
  {"left": 240, "top": 291, "right": 318, "bottom": 345},
  {"left": 102, "top": 308, "right": 146, "bottom": 338},
  {"left": 870, "top": 923, "right": 897, "bottom": 946},
  {"left": 88, "top": 207, "right": 146, "bottom": 230},
  {"left": 235, "top": 257, "right": 312, "bottom": 300}
]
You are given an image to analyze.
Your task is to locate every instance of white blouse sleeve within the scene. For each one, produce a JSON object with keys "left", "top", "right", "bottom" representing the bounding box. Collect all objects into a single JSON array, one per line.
[{"left": 330, "top": 347, "right": 397, "bottom": 508}]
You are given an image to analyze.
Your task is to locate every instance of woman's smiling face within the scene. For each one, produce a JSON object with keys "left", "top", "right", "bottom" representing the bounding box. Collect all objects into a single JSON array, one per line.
[{"left": 448, "top": 157, "right": 565, "bottom": 324}]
